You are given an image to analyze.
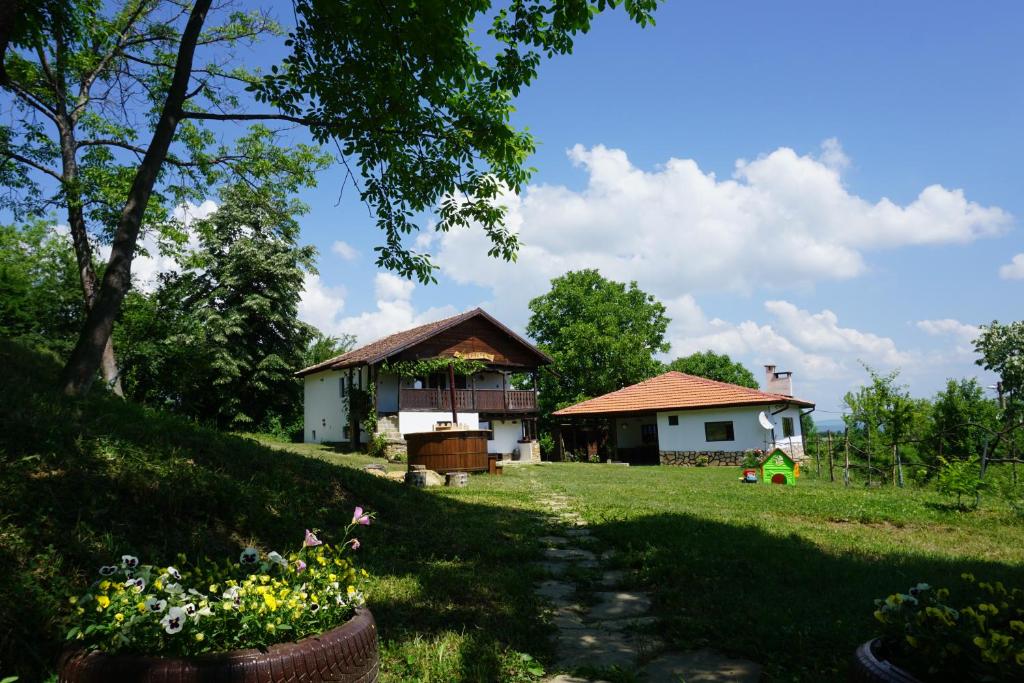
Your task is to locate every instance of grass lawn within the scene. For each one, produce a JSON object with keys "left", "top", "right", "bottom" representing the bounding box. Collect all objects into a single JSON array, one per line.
[{"left": 2, "top": 341, "right": 1023, "bottom": 681}]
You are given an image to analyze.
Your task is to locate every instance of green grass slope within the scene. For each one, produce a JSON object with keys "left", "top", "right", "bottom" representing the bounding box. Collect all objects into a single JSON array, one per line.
[{"left": 0, "top": 342, "right": 552, "bottom": 681}]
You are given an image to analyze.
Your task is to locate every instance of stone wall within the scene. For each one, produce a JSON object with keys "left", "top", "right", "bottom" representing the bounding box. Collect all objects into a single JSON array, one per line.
[
  {"left": 660, "top": 450, "right": 747, "bottom": 466},
  {"left": 660, "top": 441, "right": 808, "bottom": 467}
]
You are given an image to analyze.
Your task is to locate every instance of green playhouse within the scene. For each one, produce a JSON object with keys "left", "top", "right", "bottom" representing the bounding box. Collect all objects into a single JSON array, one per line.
[{"left": 760, "top": 447, "right": 797, "bottom": 485}]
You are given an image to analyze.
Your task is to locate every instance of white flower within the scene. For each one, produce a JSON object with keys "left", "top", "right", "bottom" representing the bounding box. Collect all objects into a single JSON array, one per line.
[
  {"left": 124, "top": 577, "right": 146, "bottom": 593},
  {"left": 309, "top": 602, "right": 320, "bottom": 613},
  {"left": 222, "top": 586, "right": 240, "bottom": 600},
  {"left": 195, "top": 606, "right": 213, "bottom": 620},
  {"left": 145, "top": 597, "right": 167, "bottom": 613},
  {"left": 166, "top": 566, "right": 182, "bottom": 581},
  {"left": 267, "top": 551, "right": 288, "bottom": 567},
  {"left": 164, "top": 582, "right": 183, "bottom": 595},
  {"left": 239, "top": 548, "right": 259, "bottom": 565},
  {"left": 160, "top": 607, "right": 186, "bottom": 634},
  {"left": 187, "top": 588, "right": 202, "bottom": 597},
  {"left": 182, "top": 602, "right": 197, "bottom": 616},
  {"left": 99, "top": 565, "right": 118, "bottom": 576},
  {"left": 121, "top": 555, "right": 140, "bottom": 570}
]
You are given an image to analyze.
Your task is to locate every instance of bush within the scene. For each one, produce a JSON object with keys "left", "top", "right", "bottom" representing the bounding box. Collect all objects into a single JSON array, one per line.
[
  {"left": 367, "top": 432, "right": 389, "bottom": 459},
  {"left": 741, "top": 449, "right": 763, "bottom": 468},
  {"left": 538, "top": 433, "right": 555, "bottom": 458},
  {"left": 873, "top": 575, "right": 1024, "bottom": 682},
  {"left": 695, "top": 454, "right": 710, "bottom": 467},
  {"left": 935, "top": 456, "right": 986, "bottom": 509}
]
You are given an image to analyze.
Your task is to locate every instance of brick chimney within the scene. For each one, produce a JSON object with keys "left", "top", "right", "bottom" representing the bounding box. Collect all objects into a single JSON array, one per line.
[{"left": 764, "top": 364, "right": 793, "bottom": 396}]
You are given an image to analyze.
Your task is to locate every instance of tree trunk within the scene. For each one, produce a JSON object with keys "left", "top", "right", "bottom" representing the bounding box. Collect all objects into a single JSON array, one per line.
[
  {"left": 60, "top": 0, "right": 213, "bottom": 396},
  {"left": 59, "top": 127, "right": 125, "bottom": 396}
]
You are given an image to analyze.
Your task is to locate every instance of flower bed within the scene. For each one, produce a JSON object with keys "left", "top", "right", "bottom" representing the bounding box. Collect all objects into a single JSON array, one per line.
[
  {"left": 61, "top": 508, "right": 375, "bottom": 664},
  {"left": 867, "top": 575, "right": 1024, "bottom": 682}
]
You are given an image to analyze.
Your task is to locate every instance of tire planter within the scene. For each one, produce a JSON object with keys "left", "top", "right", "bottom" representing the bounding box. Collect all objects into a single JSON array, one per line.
[
  {"left": 849, "top": 638, "right": 923, "bottom": 683},
  {"left": 57, "top": 607, "right": 379, "bottom": 683}
]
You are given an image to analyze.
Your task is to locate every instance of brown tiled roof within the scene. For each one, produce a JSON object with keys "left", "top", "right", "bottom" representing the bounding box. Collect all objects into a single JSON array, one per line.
[
  {"left": 295, "top": 307, "right": 551, "bottom": 376},
  {"left": 552, "top": 371, "right": 814, "bottom": 417}
]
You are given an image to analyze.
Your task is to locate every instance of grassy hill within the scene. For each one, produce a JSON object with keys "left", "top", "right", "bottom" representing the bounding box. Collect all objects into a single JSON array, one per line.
[{"left": 0, "top": 341, "right": 553, "bottom": 681}]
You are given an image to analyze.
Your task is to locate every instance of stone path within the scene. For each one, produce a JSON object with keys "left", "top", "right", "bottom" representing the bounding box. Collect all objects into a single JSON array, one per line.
[{"left": 534, "top": 492, "right": 760, "bottom": 682}]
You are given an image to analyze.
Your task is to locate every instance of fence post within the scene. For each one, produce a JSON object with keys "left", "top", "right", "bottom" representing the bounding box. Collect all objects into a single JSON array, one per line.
[
  {"left": 827, "top": 431, "right": 835, "bottom": 482},
  {"left": 843, "top": 429, "right": 851, "bottom": 487},
  {"left": 894, "top": 443, "right": 904, "bottom": 488},
  {"left": 816, "top": 438, "right": 821, "bottom": 478}
]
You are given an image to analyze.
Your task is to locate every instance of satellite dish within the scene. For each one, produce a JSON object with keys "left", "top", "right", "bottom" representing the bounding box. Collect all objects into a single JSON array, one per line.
[{"left": 758, "top": 411, "right": 774, "bottom": 431}]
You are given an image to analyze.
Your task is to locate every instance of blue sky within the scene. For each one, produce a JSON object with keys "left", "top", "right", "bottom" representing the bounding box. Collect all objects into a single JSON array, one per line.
[
  {"left": 10, "top": 1, "right": 1022, "bottom": 417},
  {"left": 286, "top": 1, "right": 1022, "bottom": 416}
]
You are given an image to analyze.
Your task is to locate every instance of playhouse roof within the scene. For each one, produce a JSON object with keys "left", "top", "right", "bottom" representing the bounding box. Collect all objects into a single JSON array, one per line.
[
  {"left": 758, "top": 447, "right": 795, "bottom": 468},
  {"left": 552, "top": 371, "right": 814, "bottom": 418}
]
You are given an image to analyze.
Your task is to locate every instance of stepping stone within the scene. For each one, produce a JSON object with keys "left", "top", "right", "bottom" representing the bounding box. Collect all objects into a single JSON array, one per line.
[
  {"left": 642, "top": 649, "right": 761, "bottom": 682},
  {"left": 551, "top": 608, "right": 589, "bottom": 630},
  {"left": 597, "top": 570, "right": 626, "bottom": 588},
  {"left": 565, "top": 528, "right": 592, "bottom": 538},
  {"left": 536, "top": 560, "right": 599, "bottom": 576},
  {"left": 587, "top": 591, "right": 652, "bottom": 620},
  {"left": 546, "top": 676, "right": 612, "bottom": 683},
  {"left": 538, "top": 535, "right": 570, "bottom": 546},
  {"left": 544, "top": 547, "right": 596, "bottom": 561},
  {"left": 593, "top": 615, "right": 658, "bottom": 632},
  {"left": 536, "top": 580, "right": 575, "bottom": 602},
  {"left": 555, "top": 627, "right": 652, "bottom": 669}
]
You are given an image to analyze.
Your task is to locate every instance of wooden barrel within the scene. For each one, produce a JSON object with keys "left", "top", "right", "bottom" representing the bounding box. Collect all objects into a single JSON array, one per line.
[{"left": 406, "top": 430, "right": 490, "bottom": 473}]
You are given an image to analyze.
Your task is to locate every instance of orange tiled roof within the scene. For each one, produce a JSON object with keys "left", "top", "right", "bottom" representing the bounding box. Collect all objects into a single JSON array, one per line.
[
  {"left": 295, "top": 307, "right": 551, "bottom": 376},
  {"left": 552, "top": 371, "right": 814, "bottom": 417}
]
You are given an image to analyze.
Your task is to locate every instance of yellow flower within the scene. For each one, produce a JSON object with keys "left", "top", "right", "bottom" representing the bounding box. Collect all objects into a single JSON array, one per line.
[
  {"left": 346, "top": 585, "right": 356, "bottom": 596},
  {"left": 209, "top": 584, "right": 219, "bottom": 594},
  {"left": 137, "top": 602, "right": 146, "bottom": 613},
  {"left": 96, "top": 595, "right": 111, "bottom": 609},
  {"left": 873, "top": 610, "right": 885, "bottom": 623},
  {"left": 195, "top": 633, "right": 205, "bottom": 642},
  {"left": 99, "top": 581, "right": 111, "bottom": 591},
  {"left": 154, "top": 579, "right": 163, "bottom": 591},
  {"left": 114, "top": 613, "right": 125, "bottom": 623},
  {"left": 263, "top": 593, "right": 278, "bottom": 611},
  {"left": 266, "top": 623, "right": 276, "bottom": 632},
  {"left": 68, "top": 596, "right": 78, "bottom": 605}
]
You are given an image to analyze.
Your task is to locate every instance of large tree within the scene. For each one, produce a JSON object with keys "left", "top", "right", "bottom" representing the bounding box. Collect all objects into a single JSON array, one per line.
[
  {"left": 665, "top": 350, "right": 759, "bottom": 388},
  {"left": 927, "top": 378, "right": 1000, "bottom": 462},
  {"left": 527, "top": 269, "right": 669, "bottom": 419},
  {"left": 2, "top": 0, "right": 659, "bottom": 397}
]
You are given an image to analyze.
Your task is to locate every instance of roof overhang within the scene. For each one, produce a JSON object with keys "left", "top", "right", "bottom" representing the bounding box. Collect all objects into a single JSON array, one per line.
[{"left": 553, "top": 397, "right": 815, "bottom": 419}]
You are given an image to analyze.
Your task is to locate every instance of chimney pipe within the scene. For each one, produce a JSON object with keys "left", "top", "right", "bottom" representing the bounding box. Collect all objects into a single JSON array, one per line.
[{"left": 764, "top": 364, "right": 793, "bottom": 397}]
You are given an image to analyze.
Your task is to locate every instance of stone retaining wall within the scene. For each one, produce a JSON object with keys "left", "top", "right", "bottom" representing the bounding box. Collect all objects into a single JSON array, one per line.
[{"left": 660, "top": 450, "right": 747, "bottom": 466}]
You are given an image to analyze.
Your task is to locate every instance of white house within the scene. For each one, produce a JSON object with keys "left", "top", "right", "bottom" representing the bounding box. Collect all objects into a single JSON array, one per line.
[
  {"left": 295, "top": 308, "right": 552, "bottom": 460},
  {"left": 552, "top": 366, "right": 815, "bottom": 465}
]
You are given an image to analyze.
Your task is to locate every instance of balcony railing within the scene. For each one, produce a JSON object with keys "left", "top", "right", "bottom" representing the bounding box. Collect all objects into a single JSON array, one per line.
[{"left": 398, "top": 388, "right": 537, "bottom": 413}]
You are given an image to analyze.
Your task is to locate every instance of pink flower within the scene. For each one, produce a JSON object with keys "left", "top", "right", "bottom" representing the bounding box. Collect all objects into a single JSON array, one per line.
[
  {"left": 296, "top": 560, "right": 307, "bottom": 573},
  {"left": 352, "top": 507, "right": 371, "bottom": 526},
  {"left": 348, "top": 538, "right": 361, "bottom": 551},
  {"left": 303, "top": 529, "right": 322, "bottom": 547}
]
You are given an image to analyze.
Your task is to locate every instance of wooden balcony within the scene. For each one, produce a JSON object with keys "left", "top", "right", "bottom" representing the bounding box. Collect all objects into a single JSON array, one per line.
[{"left": 398, "top": 388, "right": 537, "bottom": 413}]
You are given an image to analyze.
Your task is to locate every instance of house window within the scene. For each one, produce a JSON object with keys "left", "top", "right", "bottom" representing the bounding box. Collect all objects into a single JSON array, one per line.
[
  {"left": 641, "top": 423, "right": 658, "bottom": 444},
  {"left": 704, "top": 421, "right": 735, "bottom": 442},
  {"left": 339, "top": 377, "right": 347, "bottom": 397},
  {"left": 782, "top": 416, "right": 795, "bottom": 438},
  {"left": 667, "top": 415, "right": 679, "bottom": 426}
]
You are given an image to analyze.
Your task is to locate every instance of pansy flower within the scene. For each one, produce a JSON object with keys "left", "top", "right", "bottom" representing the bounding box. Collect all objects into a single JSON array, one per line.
[
  {"left": 267, "top": 551, "right": 288, "bottom": 567},
  {"left": 309, "top": 602, "right": 320, "bottom": 613},
  {"left": 98, "top": 565, "right": 118, "bottom": 576},
  {"left": 183, "top": 602, "right": 197, "bottom": 617},
  {"left": 164, "top": 582, "right": 183, "bottom": 595},
  {"left": 166, "top": 566, "right": 181, "bottom": 581},
  {"left": 124, "top": 577, "right": 146, "bottom": 593},
  {"left": 352, "top": 507, "right": 371, "bottom": 526},
  {"left": 145, "top": 597, "right": 167, "bottom": 613},
  {"left": 121, "top": 555, "right": 140, "bottom": 570},
  {"left": 239, "top": 548, "right": 259, "bottom": 565},
  {"left": 160, "top": 606, "right": 186, "bottom": 634},
  {"left": 303, "top": 530, "right": 322, "bottom": 547}
]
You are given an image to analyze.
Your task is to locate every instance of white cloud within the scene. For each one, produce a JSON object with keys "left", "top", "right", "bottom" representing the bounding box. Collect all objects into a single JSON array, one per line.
[
  {"left": 916, "top": 318, "right": 980, "bottom": 356},
  {"left": 298, "top": 274, "right": 348, "bottom": 335},
  {"left": 434, "top": 139, "right": 1010, "bottom": 330},
  {"left": 330, "top": 240, "right": 358, "bottom": 261},
  {"left": 320, "top": 272, "right": 456, "bottom": 345},
  {"left": 999, "top": 253, "right": 1024, "bottom": 280}
]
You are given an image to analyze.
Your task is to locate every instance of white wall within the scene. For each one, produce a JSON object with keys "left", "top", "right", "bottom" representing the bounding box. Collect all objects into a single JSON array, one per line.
[
  {"left": 655, "top": 405, "right": 803, "bottom": 452},
  {"left": 304, "top": 370, "right": 345, "bottom": 443},
  {"left": 473, "top": 371, "right": 506, "bottom": 390},
  {"left": 377, "top": 371, "right": 399, "bottom": 412},
  {"left": 613, "top": 416, "right": 658, "bottom": 448},
  {"left": 304, "top": 367, "right": 370, "bottom": 444},
  {"left": 488, "top": 419, "right": 523, "bottom": 455},
  {"left": 398, "top": 411, "right": 480, "bottom": 435}
]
